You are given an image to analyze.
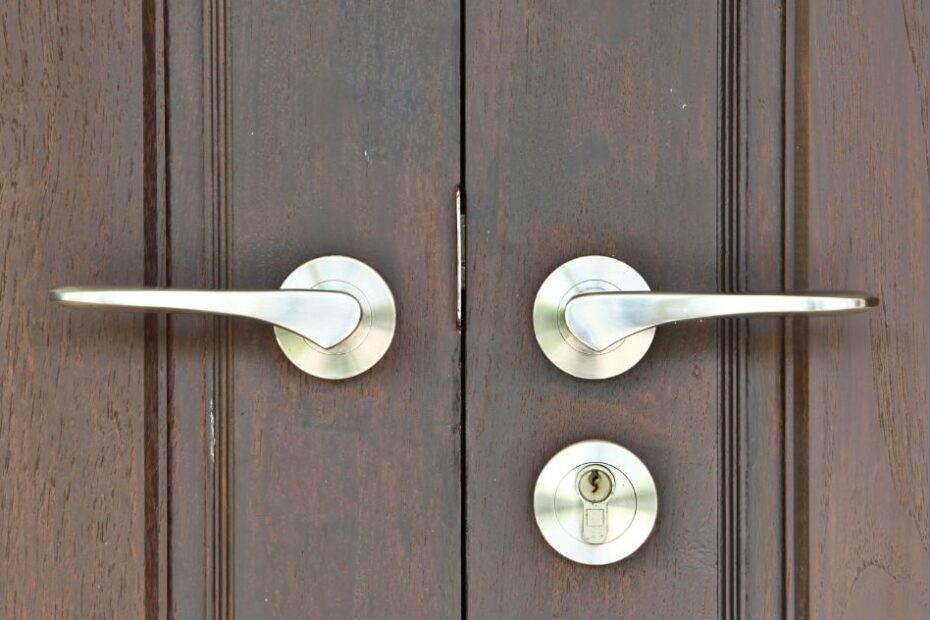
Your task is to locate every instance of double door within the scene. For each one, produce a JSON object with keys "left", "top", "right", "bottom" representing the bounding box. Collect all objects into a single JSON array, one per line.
[{"left": 3, "top": 1, "right": 929, "bottom": 618}]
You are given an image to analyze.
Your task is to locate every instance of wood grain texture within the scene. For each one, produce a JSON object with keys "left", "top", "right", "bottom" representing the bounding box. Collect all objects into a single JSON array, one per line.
[
  {"left": 225, "top": 2, "right": 461, "bottom": 618},
  {"left": 803, "top": 1, "right": 930, "bottom": 617},
  {"left": 465, "top": 2, "right": 721, "bottom": 617},
  {"left": 0, "top": 1, "right": 148, "bottom": 617}
]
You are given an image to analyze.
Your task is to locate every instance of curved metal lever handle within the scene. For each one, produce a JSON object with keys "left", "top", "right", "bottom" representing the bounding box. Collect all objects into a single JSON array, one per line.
[
  {"left": 49, "top": 256, "right": 397, "bottom": 380},
  {"left": 534, "top": 256, "right": 880, "bottom": 379},
  {"left": 50, "top": 288, "right": 362, "bottom": 349},
  {"left": 565, "top": 292, "right": 879, "bottom": 352}
]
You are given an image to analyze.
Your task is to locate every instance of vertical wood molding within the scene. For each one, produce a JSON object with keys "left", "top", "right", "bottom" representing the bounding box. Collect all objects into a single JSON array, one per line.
[
  {"left": 143, "top": 0, "right": 170, "bottom": 617},
  {"left": 718, "top": 1, "right": 748, "bottom": 618},
  {"left": 783, "top": 0, "right": 810, "bottom": 617},
  {"left": 722, "top": 1, "right": 802, "bottom": 617},
  {"left": 204, "top": 0, "right": 234, "bottom": 616}
]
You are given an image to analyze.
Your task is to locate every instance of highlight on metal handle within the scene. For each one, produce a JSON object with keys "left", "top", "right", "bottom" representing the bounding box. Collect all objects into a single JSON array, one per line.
[
  {"left": 50, "top": 288, "right": 361, "bottom": 349},
  {"left": 565, "top": 292, "right": 878, "bottom": 352},
  {"left": 50, "top": 256, "right": 397, "bottom": 380},
  {"left": 533, "top": 255, "right": 880, "bottom": 379}
]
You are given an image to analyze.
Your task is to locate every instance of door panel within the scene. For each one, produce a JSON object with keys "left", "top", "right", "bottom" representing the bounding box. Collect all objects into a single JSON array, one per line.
[
  {"left": 0, "top": 2, "right": 148, "bottom": 617},
  {"left": 3, "top": 0, "right": 461, "bottom": 618},
  {"left": 805, "top": 1, "right": 930, "bottom": 616},
  {"left": 465, "top": 0, "right": 930, "bottom": 618},
  {"left": 224, "top": 2, "right": 460, "bottom": 617},
  {"left": 165, "top": 1, "right": 461, "bottom": 617},
  {"left": 465, "top": 2, "right": 721, "bottom": 616}
]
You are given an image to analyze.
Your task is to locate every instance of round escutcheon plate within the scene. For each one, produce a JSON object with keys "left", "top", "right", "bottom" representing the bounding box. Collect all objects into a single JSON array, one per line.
[
  {"left": 534, "top": 439, "right": 658, "bottom": 565},
  {"left": 274, "top": 256, "right": 395, "bottom": 380},
  {"left": 533, "top": 255, "right": 655, "bottom": 379}
]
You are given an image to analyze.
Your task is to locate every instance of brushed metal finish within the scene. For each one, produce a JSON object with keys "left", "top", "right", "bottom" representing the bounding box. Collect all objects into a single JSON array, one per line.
[
  {"left": 534, "top": 440, "right": 658, "bottom": 565},
  {"left": 567, "top": 291, "right": 877, "bottom": 352},
  {"left": 533, "top": 256, "right": 879, "bottom": 379},
  {"left": 533, "top": 255, "right": 655, "bottom": 380},
  {"left": 50, "top": 288, "right": 361, "bottom": 349},
  {"left": 274, "top": 256, "right": 396, "bottom": 380},
  {"left": 50, "top": 255, "right": 395, "bottom": 379}
]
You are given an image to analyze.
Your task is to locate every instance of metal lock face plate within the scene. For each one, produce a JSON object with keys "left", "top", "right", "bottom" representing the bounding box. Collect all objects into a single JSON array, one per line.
[
  {"left": 534, "top": 440, "right": 657, "bottom": 565},
  {"left": 274, "top": 256, "right": 396, "bottom": 380},
  {"left": 533, "top": 256, "right": 655, "bottom": 379}
]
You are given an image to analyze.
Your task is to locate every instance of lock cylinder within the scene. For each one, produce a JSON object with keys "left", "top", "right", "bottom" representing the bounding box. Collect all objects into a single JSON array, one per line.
[
  {"left": 577, "top": 464, "right": 614, "bottom": 544},
  {"left": 533, "top": 440, "right": 657, "bottom": 565}
]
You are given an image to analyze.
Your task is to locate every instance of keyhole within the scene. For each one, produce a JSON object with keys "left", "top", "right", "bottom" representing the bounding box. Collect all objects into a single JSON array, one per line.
[{"left": 578, "top": 466, "right": 613, "bottom": 503}]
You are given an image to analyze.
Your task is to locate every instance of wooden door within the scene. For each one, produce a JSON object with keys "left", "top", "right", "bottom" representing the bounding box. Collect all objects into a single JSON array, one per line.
[
  {"left": 465, "top": 1, "right": 930, "bottom": 618},
  {"left": 2, "top": 1, "right": 460, "bottom": 617},
  {"left": 3, "top": 1, "right": 929, "bottom": 619}
]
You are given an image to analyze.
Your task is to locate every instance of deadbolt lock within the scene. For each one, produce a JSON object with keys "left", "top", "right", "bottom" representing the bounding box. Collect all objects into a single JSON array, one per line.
[{"left": 534, "top": 440, "right": 657, "bottom": 565}]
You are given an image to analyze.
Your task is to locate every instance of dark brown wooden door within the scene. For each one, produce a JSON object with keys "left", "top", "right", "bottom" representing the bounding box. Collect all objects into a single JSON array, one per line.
[
  {"left": 3, "top": 1, "right": 929, "bottom": 618},
  {"left": 2, "top": 1, "right": 460, "bottom": 617},
  {"left": 465, "top": 1, "right": 930, "bottom": 617}
]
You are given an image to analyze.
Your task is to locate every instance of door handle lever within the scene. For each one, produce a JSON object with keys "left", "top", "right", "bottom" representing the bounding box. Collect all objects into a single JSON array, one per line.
[
  {"left": 534, "top": 256, "right": 879, "bottom": 379},
  {"left": 565, "top": 291, "right": 876, "bottom": 352},
  {"left": 50, "top": 288, "right": 362, "bottom": 349},
  {"left": 51, "top": 255, "right": 396, "bottom": 380}
]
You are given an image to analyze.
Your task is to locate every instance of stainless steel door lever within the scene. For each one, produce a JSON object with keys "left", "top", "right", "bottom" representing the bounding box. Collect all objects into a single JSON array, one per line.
[
  {"left": 52, "top": 255, "right": 396, "bottom": 380},
  {"left": 533, "top": 255, "right": 877, "bottom": 379}
]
